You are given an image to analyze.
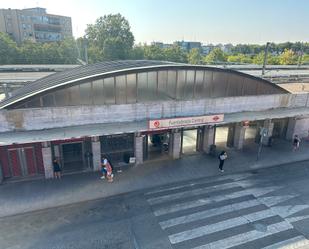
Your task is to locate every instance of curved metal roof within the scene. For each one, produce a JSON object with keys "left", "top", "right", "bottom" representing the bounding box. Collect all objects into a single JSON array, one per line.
[{"left": 0, "top": 60, "right": 288, "bottom": 109}]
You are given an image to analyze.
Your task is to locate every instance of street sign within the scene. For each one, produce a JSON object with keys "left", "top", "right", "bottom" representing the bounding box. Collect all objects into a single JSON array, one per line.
[{"left": 242, "top": 120, "right": 250, "bottom": 128}]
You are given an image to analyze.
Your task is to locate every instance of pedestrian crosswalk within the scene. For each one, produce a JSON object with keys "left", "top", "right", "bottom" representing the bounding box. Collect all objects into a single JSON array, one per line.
[{"left": 144, "top": 173, "right": 309, "bottom": 249}]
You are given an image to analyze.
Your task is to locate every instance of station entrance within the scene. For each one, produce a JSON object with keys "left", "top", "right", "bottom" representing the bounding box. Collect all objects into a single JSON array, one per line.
[
  {"left": 143, "top": 130, "right": 170, "bottom": 161},
  {"left": 181, "top": 127, "right": 204, "bottom": 155},
  {"left": 51, "top": 138, "right": 92, "bottom": 173},
  {"left": 61, "top": 142, "right": 84, "bottom": 172}
]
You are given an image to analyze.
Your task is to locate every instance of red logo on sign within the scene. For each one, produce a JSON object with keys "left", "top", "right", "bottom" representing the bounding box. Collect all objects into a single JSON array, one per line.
[
  {"left": 212, "top": 116, "right": 220, "bottom": 121},
  {"left": 153, "top": 121, "right": 160, "bottom": 128}
]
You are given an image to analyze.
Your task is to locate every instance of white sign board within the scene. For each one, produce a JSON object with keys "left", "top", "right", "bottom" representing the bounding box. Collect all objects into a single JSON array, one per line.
[{"left": 149, "top": 114, "right": 224, "bottom": 130}]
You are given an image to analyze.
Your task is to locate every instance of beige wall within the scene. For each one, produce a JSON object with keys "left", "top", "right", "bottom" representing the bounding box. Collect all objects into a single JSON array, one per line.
[{"left": 1, "top": 93, "right": 308, "bottom": 133}]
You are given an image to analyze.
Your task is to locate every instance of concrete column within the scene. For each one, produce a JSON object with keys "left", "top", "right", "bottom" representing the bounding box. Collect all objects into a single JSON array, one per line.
[
  {"left": 286, "top": 116, "right": 309, "bottom": 140},
  {"left": 91, "top": 138, "right": 101, "bottom": 171},
  {"left": 169, "top": 130, "right": 181, "bottom": 159},
  {"left": 42, "top": 146, "right": 53, "bottom": 179},
  {"left": 202, "top": 126, "right": 215, "bottom": 154},
  {"left": 227, "top": 124, "right": 235, "bottom": 147},
  {"left": 233, "top": 123, "right": 246, "bottom": 150},
  {"left": 262, "top": 119, "right": 274, "bottom": 145},
  {"left": 134, "top": 134, "right": 144, "bottom": 165}
]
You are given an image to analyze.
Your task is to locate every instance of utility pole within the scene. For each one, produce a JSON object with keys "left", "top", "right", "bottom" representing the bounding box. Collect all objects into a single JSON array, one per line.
[
  {"left": 257, "top": 127, "right": 268, "bottom": 161},
  {"left": 262, "top": 42, "right": 270, "bottom": 76},
  {"left": 298, "top": 42, "right": 304, "bottom": 68}
]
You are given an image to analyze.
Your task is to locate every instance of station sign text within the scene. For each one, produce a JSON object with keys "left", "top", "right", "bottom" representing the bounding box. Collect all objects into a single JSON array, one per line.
[{"left": 149, "top": 114, "right": 224, "bottom": 129}]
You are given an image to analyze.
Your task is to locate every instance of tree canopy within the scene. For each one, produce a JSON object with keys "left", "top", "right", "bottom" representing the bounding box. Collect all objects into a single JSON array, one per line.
[
  {"left": 0, "top": 12, "right": 308, "bottom": 66},
  {"left": 85, "top": 14, "right": 134, "bottom": 61}
]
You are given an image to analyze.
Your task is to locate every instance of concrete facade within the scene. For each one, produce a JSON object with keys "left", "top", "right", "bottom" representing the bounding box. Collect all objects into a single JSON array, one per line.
[
  {"left": 1, "top": 61, "right": 309, "bottom": 181},
  {"left": 0, "top": 93, "right": 307, "bottom": 133}
]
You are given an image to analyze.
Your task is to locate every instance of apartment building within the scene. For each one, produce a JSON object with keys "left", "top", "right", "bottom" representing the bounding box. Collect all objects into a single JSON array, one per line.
[{"left": 0, "top": 7, "right": 72, "bottom": 43}]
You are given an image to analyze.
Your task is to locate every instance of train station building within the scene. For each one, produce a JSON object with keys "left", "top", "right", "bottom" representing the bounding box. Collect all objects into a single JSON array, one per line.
[{"left": 0, "top": 60, "right": 309, "bottom": 180}]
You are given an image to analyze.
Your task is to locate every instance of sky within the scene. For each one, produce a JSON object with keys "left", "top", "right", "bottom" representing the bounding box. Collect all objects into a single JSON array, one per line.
[{"left": 2, "top": 0, "right": 309, "bottom": 45}]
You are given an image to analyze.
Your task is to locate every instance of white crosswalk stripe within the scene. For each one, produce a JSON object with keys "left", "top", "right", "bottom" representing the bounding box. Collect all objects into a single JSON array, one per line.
[
  {"left": 258, "top": 195, "right": 298, "bottom": 207},
  {"left": 160, "top": 199, "right": 261, "bottom": 229},
  {"left": 144, "top": 173, "right": 253, "bottom": 196},
  {"left": 261, "top": 235, "right": 309, "bottom": 249},
  {"left": 148, "top": 181, "right": 251, "bottom": 205},
  {"left": 191, "top": 221, "right": 293, "bottom": 249},
  {"left": 169, "top": 209, "right": 277, "bottom": 244},
  {"left": 145, "top": 177, "right": 309, "bottom": 249},
  {"left": 152, "top": 186, "right": 281, "bottom": 216}
]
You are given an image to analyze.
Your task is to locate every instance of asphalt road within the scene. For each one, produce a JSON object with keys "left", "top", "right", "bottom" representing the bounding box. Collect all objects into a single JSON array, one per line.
[{"left": 2, "top": 161, "right": 309, "bottom": 249}]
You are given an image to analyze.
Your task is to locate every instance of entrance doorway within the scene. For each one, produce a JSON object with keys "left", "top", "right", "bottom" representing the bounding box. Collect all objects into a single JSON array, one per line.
[
  {"left": 61, "top": 142, "right": 84, "bottom": 172},
  {"left": 215, "top": 125, "right": 229, "bottom": 147},
  {"left": 144, "top": 132, "right": 170, "bottom": 160},
  {"left": 181, "top": 129, "right": 198, "bottom": 154}
]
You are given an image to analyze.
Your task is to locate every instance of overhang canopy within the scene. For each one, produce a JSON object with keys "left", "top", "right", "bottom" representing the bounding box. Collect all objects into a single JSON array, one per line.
[{"left": 1, "top": 107, "right": 308, "bottom": 146}]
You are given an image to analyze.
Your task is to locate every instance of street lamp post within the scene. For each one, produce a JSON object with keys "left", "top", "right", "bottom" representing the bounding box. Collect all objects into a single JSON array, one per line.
[
  {"left": 262, "top": 42, "right": 270, "bottom": 76},
  {"left": 257, "top": 127, "right": 268, "bottom": 161}
]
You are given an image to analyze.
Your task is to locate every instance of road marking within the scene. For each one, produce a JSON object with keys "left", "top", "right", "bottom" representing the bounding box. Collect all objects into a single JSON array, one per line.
[
  {"left": 147, "top": 181, "right": 249, "bottom": 205},
  {"left": 258, "top": 195, "right": 298, "bottom": 207},
  {"left": 271, "top": 205, "right": 309, "bottom": 218},
  {"left": 160, "top": 199, "right": 261, "bottom": 229},
  {"left": 153, "top": 186, "right": 281, "bottom": 216},
  {"left": 144, "top": 173, "right": 252, "bottom": 196},
  {"left": 169, "top": 208, "right": 277, "bottom": 244},
  {"left": 287, "top": 214, "right": 309, "bottom": 223},
  {"left": 191, "top": 221, "right": 293, "bottom": 249},
  {"left": 261, "top": 235, "right": 309, "bottom": 249}
]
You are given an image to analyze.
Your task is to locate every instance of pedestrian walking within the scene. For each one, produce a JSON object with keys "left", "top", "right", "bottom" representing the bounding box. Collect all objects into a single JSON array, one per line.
[
  {"left": 101, "top": 156, "right": 114, "bottom": 182},
  {"left": 53, "top": 158, "right": 61, "bottom": 179},
  {"left": 218, "top": 151, "right": 227, "bottom": 172},
  {"left": 293, "top": 135, "right": 301, "bottom": 151},
  {"left": 100, "top": 156, "right": 108, "bottom": 179}
]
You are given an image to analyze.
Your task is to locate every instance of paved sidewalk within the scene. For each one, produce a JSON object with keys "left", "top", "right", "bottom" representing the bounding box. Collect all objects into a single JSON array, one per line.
[{"left": 1, "top": 138, "right": 309, "bottom": 218}]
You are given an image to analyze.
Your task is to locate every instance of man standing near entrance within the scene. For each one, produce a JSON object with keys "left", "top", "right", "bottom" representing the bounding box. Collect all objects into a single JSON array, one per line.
[
  {"left": 218, "top": 151, "right": 227, "bottom": 172},
  {"left": 53, "top": 158, "right": 62, "bottom": 179}
]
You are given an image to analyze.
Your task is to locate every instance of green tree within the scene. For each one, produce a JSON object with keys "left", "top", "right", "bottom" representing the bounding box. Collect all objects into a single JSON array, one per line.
[
  {"left": 129, "top": 44, "right": 145, "bottom": 59},
  {"left": 87, "top": 45, "right": 103, "bottom": 64},
  {"left": 302, "top": 54, "right": 309, "bottom": 64},
  {"left": 279, "top": 49, "right": 298, "bottom": 65},
  {"left": 187, "top": 48, "right": 202, "bottom": 64},
  {"left": 143, "top": 45, "right": 165, "bottom": 60},
  {"left": 85, "top": 13, "right": 134, "bottom": 61},
  {"left": 164, "top": 45, "right": 187, "bottom": 63},
  {"left": 19, "top": 41, "right": 44, "bottom": 64},
  {"left": 227, "top": 54, "right": 253, "bottom": 64},
  {"left": 252, "top": 52, "right": 279, "bottom": 65},
  {"left": 0, "top": 32, "right": 19, "bottom": 64},
  {"left": 58, "top": 38, "right": 79, "bottom": 64},
  {"left": 42, "top": 43, "right": 61, "bottom": 64},
  {"left": 204, "top": 48, "right": 226, "bottom": 64}
]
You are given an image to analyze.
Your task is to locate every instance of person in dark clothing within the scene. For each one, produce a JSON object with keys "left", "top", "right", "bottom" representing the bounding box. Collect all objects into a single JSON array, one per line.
[
  {"left": 218, "top": 151, "right": 227, "bottom": 172},
  {"left": 53, "top": 158, "right": 61, "bottom": 179},
  {"left": 293, "top": 135, "right": 301, "bottom": 151}
]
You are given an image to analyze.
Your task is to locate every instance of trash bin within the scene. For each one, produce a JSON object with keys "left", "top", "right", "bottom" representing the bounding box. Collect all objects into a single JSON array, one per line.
[{"left": 209, "top": 144, "right": 217, "bottom": 156}]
